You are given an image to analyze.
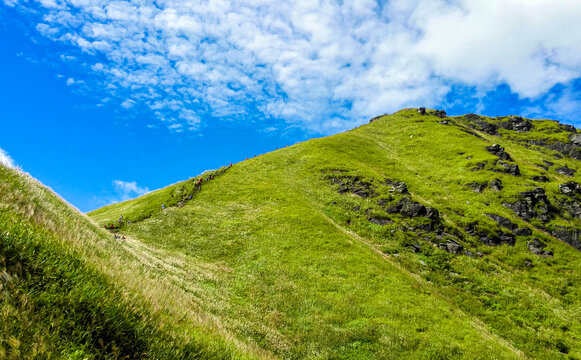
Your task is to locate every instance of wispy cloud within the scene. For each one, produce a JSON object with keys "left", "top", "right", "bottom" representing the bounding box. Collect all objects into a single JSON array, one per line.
[
  {"left": 113, "top": 180, "right": 149, "bottom": 201},
  {"left": 0, "top": 147, "right": 16, "bottom": 168},
  {"left": 10, "top": 0, "right": 581, "bottom": 132}
]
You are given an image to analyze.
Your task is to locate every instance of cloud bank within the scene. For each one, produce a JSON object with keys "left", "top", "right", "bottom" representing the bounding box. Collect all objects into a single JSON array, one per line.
[
  {"left": 113, "top": 179, "right": 149, "bottom": 200},
  {"left": 7, "top": 0, "right": 581, "bottom": 133},
  {"left": 0, "top": 147, "right": 15, "bottom": 168}
]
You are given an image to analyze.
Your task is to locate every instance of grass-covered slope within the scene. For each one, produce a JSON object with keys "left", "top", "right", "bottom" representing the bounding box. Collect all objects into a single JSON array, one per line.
[
  {"left": 0, "top": 165, "right": 261, "bottom": 359},
  {"left": 90, "top": 109, "right": 581, "bottom": 359}
]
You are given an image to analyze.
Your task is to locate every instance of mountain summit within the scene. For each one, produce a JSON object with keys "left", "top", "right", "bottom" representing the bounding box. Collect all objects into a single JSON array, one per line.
[{"left": 2, "top": 109, "right": 580, "bottom": 359}]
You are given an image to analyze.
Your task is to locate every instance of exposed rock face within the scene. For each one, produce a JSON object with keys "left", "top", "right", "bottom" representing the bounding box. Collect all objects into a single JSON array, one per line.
[
  {"left": 489, "top": 178, "right": 503, "bottom": 191},
  {"left": 556, "top": 165, "right": 576, "bottom": 176},
  {"left": 571, "top": 133, "right": 581, "bottom": 145},
  {"left": 470, "top": 182, "right": 487, "bottom": 193},
  {"left": 480, "top": 231, "right": 516, "bottom": 246},
  {"left": 497, "top": 161, "right": 520, "bottom": 176},
  {"left": 528, "top": 239, "right": 553, "bottom": 256},
  {"left": 498, "top": 116, "right": 533, "bottom": 132},
  {"left": 548, "top": 142, "right": 581, "bottom": 160},
  {"left": 559, "top": 181, "right": 580, "bottom": 196},
  {"left": 418, "top": 107, "right": 426, "bottom": 115},
  {"left": 486, "top": 214, "right": 518, "bottom": 231},
  {"left": 432, "top": 109, "right": 447, "bottom": 118},
  {"left": 465, "top": 113, "right": 481, "bottom": 121},
  {"left": 551, "top": 226, "right": 581, "bottom": 251},
  {"left": 389, "top": 181, "right": 409, "bottom": 194},
  {"left": 397, "top": 197, "right": 427, "bottom": 217},
  {"left": 333, "top": 176, "right": 378, "bottom": 198},
  {"left": 439, "top": 239, "right": 463, "bottom": 254},
  {"left": 505, "top": 188, "right": 551, "bottom": 222},
  {"left": 560, "top": 201, "right": 581, "bottom": 219},
  {"left": 474, "top": 121, "right": 498, "bottom": 135},
  {"left": 486, "top": 144, "right": 513, "bottom": 161}
]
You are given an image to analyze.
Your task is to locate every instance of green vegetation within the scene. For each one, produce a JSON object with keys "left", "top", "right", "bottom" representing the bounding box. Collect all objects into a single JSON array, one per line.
[{"left": 2, "top": 109, "right": 581, "bottom": 359}]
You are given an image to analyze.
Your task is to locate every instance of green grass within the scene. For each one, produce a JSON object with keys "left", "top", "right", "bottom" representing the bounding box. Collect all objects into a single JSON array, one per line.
[{"left": 2, "top": 109, "right": 580, "bottom": 359}]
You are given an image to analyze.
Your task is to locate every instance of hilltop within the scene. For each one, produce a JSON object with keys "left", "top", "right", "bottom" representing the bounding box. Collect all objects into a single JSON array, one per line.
[{"left": 2, "top": 109, "right": 580, "bottom": 359}]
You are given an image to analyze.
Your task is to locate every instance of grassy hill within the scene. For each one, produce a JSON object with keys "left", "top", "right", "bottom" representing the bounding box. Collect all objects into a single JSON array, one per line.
[{"left": 2, "top": 109, "right": 580, "bottom": 359}]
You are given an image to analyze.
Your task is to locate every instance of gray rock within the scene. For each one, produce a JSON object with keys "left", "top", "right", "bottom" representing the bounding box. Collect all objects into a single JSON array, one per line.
[
  {"left": 527, "top": 239, "right": 553, "bottom": 256},
  {"left": 550, "top": 226, "right": 581, "bottom": 251},
  {"left": 439, "top": 239, "right": 463, "bottom": 254},
  {"left": 489, "top": 178, "right": 503, "bottom": 191},
  {"left": 570, "top": 133, "right": 581, "bottom": 145},
  {"left": 397, "top": 197, "right": 427, "bottom": 217},
  {"left": 559, "top": 181, "right": 580, "bottom": 196},
  {"left": 391, "top": 181, "right": 409, "bottom": 194},
  {"left": 486, "top": 144, "right": 513, "bottom": 161},
  {"left": 498, "top": 116, "right": 533, "bottom": 132},
  {"left": 505, "top": 187, "right": 550, "bottom": 221},
  {"left": 514, "top": 228, "right": 533, "bottom": 237},
  {"left": 486, "top": 213, "right": 518, "bottom": 231},
  {"left": 556, "top": 165, "right": 576, "bottom": 176},
  {"left": 418, "top": 107, "right": 426, "bottom": 115}
]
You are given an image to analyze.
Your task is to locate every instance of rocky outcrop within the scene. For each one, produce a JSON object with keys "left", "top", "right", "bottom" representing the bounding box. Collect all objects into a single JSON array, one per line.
[
  {"left": 505, "top": 188, "right": 551, "bottom": 222},
  {"left": 527, "top": 239, "right": 553, "bottom": 256},
  {"left": 485, "top": 214, "right": 517, "bottom": 231},
  {"left": 497, "top": 161, "right": 520, "bottom": 176},
  {"left": 470, "top": 182, "right": 487, "bottom": 193},
  {"left": 465, "top": 113, "right": 481, "bottom": 121},
  {"left": 432, "top": 109, "right": 447, "bottom": 118},
  {"left": 474, "top": 121, "right": 498, "bottom": 135},
  {"left": 498, "top": 116, "right": 533, "bottom": 132},
  {"left": 397, "top": 197, "right": 427, "bottom": 217},
  {"left": 480, "top": 231, "right": 516, "bottom": 246},
  {"left": 556, "top": 165, "right": 576, "bottom": 176},
  {"left": 559, "top": 181, "right": 580, "bottom": 196},
  {"left": 486, "top": 144, "right": 513, "bottom": 161},
  {"left": 489, "top": 178, "right": 503, "bottom": 191},
  {"left": 388, "top": 181, "right": 409, "bottom": 195},
  {"left": 550, "top": 226, "right": 581, "bottom": 251},
  {"left": 418, "top": 107, "right": 427, "bottom": 115},
  {"left": 332, "top": 176, "right": 378, "bottom": 198},
  {"left": 438, "top": 239, "right": 463, "bottom": 254}
]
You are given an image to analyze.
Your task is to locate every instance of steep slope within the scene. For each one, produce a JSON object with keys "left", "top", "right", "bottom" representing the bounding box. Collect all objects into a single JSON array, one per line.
[
  {"left": 0, "top": 165, "right": 261, "bottom": 359},
  {"left": 90, "top": 109, "right": 581, "bottom": 359}
]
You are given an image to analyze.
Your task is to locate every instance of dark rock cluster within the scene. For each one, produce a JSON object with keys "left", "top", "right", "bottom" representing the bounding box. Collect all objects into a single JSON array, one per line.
[
  {"left": 330, "top": 176, "right": 378, "bottom": 199},
  {"left": 486, "top": 144, "right": 513, "bottom": 161},
  {"left": 465, "top": 222, "right": 516, "bottom": 246},
  {"left": 438, "top": 239, "right": 463, "bottom": 254},
  {"left": 556, "top": 165, "right": 576, "bottom": 176},
  {"left": 496, "top": 161, "right": 521, "bottom": 176},
  {"left": 527, "top": 239, "right": 553, "bottom": 256},
  {"left": 559, "top": 181, "right": 580, "bottom": 196},
  {"left": 485, "top": 213, "right": 532, "bottom": 236},
  {"left": 474, "top": 120, "right": 498, "bottom": 135},
  {"left": 497, "top": 116, "right": 533, "bottom": 132},
  {"left": 505, "top": 188, "right": 551, "bottom": 222},
  {"left": 489, "top": 178, "right": 503, "bottom": 191},
  {"left": 531, "top": 175, "right": 549, "bottom": 182}
]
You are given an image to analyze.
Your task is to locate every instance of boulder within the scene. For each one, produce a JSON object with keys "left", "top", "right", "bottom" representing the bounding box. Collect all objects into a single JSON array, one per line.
[
  {"left": 425, "top": 207, "right": 440, "bottom": 221},
  {"left": 570, "top": 133, "right": 581, "bottom": 145},
  {"left": 391, "top": 181, "right": 409, "bottom": 194},
  {"left": 489, "top": 178, "right": 503, "bottom": 191},
  {"left": 527, "top": 239, "right": 553, "bottom": 256},
  {"left": 486, "top": 144, "right": 513, "bottom": 161},
  {"left": 470, "top": 182, "right": 488, "bottom": 193},
  {"left": 556, "top": 165, "right": 576, "bottom": 176},
  {"left": 560, "top": 124, "right": 577, "bottom": 133},
  {"left": 438, "top": 239, "right": 463, "bottom": 254},
  {"left": 418, "top": 107, "right": 426, "bottom": 115},
  {"left": 560, "top": 200, "right": 581, "bottom": 219},
  {"left": 559, "top": 181, "right": 580, "bottom": 196},
  {"left": 438, "top": 120, "right": 449, "bottom": 125}
]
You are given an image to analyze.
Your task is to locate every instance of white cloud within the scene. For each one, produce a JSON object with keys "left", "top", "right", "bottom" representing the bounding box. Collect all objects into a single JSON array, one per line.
[
  {"left": 113, "top": 180, "right": 149, "bottom": 200},
  {"left": 12, "top": 0, "right": 581, "bottom": 133},
  {"left": 0, "top": 147, "right": 15, "bottom": 168}
]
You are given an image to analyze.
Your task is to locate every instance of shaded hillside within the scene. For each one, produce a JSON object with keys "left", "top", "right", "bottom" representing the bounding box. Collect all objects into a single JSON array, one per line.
[{"left": 90, "top": 109, "right": 581, "bottom": 359}]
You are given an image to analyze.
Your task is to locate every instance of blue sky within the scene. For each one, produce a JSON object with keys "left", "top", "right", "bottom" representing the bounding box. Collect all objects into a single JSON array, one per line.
[{"left": 1, "top": 0, "right": 581, "bottom": 212}]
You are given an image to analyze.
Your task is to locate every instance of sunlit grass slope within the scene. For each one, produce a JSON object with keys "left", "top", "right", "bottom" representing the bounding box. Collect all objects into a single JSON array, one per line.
[
  {"left": 0, "top": 165, "right": 262, "bottom": 359},
  {"left": 91, "top": 109, "right": 581, "bottom": 359}
]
